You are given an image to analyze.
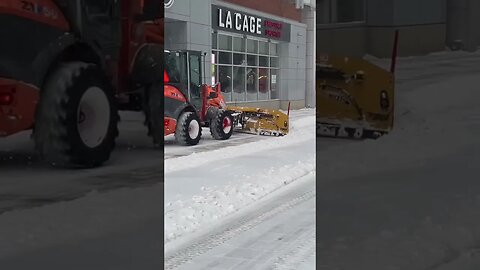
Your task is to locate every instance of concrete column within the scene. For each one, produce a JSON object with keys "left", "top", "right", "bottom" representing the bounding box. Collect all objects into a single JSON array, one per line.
[
  {"left": 466, "top": 0, "right": 480, "bottom": 51},
  {"left": 302, "top": 4, "right": 316, "bottom": 108}
]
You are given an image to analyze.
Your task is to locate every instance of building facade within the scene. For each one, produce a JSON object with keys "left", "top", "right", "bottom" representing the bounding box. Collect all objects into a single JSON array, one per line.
[
  {"left": 317, "top": 0, "right": 480, "bottom": 58},
  {"left": 165, "top": 0, "right": 316, "bottom": 110}
]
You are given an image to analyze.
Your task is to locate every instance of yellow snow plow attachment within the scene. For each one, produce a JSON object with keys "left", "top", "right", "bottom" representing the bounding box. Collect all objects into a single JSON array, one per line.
[
  {"left": 227, "top": 106, "right": 289, "bottom": 136},
  {"left": 316, "top": 54, "right": 395, "bottom": 139}
]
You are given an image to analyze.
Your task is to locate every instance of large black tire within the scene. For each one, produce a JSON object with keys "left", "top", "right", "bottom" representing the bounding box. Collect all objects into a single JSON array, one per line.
[
  {"left": 210, "top": 110, "right": 234, "bottom": 140},
  {"left": 144, "top": 82, "right": 163, "bottom": 146},
  {"left": 175, "top": 112, "right": 202, "bottom": 146},
  {"left": 34, "top": 62, "right": 119, "bottom": 168}
]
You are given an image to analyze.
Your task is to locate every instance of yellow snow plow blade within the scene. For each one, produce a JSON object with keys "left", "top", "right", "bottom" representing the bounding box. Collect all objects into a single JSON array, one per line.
[
  {"left": 316, "top": 54, "right": 395, "bottom": 139},
  {"left": 227, "top": 106, "right": 289, "bottom": 136}
]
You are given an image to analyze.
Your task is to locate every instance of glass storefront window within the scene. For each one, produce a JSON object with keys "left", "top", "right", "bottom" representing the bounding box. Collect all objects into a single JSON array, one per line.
[
  {"left": 211, "top": 62, "right": 218, "bottom": 85},
  {"left": 270, "top": 43, "right": 278, "bottom": 56},
  {"left": 270, "top": 69, "right": 279, "bottom": 99},
  {"left": 233, "top": 66, "right": 245, "bottom": 102},
  {"left": 247, "top": 39, "right": 258, "bottom": 54},
  {"left": 258, "top": 68, "right": 269, "bottom": 100},
  {"left": 212, "top": 32, "right": 281, "bottom": 102},
  {"left": 247, "top": 54, "right": 257, "bottom": 66},
  {"left": 270, "top": 57, "right": 279, "bottom": 68},
  {"left": 246, "top": 67, "right": 258, "bottom": 100},
  {"left": 218, "top": 65, "right": 232, "bottom": 100},
  {"left": 233, "top": 36, "right": 245, "bottom": 52},
  {"left": 233, "top": 53, "right": 246, "bottom": 66},
  {"left": 259, "top": 56, "right": 268, "bottom": 67},
  {"left": 218, "top": 51, "right": 232, "bottom": 64},
  {"left": 259, "top": 41, "right": 269, "bottom": 55},
  {"left": 212, "top": 33, "right": 217, "bottom": 49},
  {"left": 218, "top": 34, "right": 232, "bottom": 50}
]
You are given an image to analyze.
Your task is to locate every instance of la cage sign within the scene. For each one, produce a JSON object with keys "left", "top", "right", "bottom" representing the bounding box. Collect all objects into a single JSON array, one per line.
[{"left": 212, "top": 5, "right": 291, "bottom": 42}]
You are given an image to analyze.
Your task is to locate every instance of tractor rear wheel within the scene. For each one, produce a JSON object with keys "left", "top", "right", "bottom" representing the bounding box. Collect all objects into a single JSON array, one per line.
[
  {"left": 34, "top": 62, "right": 119, "bottom": 168},
  {"left": 175, "top": 111, "right": 202, "bottom": 145},
  {"left": 210, "top": 110, "right": 234, "bottom": 140}
]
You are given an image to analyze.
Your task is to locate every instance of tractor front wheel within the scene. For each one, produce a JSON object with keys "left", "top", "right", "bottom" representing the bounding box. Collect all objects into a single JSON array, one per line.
[
  {"left": 34, "top": 62, "right": 119, "bottom": 168},
  {"left": 175, "top": 112, "right": 202, "bottom": 146},
  {"left": 210, "top": 110, "right": 234, "bottom": 140}
]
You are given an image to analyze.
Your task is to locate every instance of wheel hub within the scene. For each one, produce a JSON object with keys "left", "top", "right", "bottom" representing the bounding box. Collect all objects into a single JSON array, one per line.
[
  {"left": 222, "top": 117, "right": 232, "bottom": 134},
  {"left": 77, "top": 87, "right": 110, "bottom": 148},
  {"left": 188, "top": 119, "right": 200, "bottom": 139}
]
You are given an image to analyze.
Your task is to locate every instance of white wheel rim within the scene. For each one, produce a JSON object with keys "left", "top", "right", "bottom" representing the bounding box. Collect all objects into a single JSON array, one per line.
[
  {"left": 222, "top": 117, "right": 232, "bottom": 134},
  {"left": 188, "top": 119, "right": 200, "bottom": 139},
  {"left": 77, "top": 87, "right": 110, "bottom": 148}
]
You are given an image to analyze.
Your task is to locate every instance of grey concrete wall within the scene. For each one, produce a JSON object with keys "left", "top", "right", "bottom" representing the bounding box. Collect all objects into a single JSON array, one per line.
[
  {"left": 368, "top": 24, "right": 446, "bottom": 58},
  {"left": 392, "top": 0, "right": 446, "bottom": 25},
  {"left": 446, "top": 0, "right": 480, "bottom": 51},
  {"left": 279, "top": 23, "right": 307, "bottom": 105},
  {"left": 317, "top": 0, "right": 448, "bottom": 57},
  {"left": 302, "top": 6, "right": 316, "bottom": 108},
  {"left": 316, "top": 25, "right": 367, "bottom": 57}
]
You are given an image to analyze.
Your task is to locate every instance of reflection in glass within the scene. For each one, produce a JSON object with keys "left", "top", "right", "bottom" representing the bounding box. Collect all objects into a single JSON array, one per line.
[
  {"left": 270, "top": 69, "right": 279, "bottom": 99},
  {"left": 218, "top": 65, "right": 232, "bottom": 98},
  {"left": 233, "top": 66, "right": 245, "bottom": 102},
  {"left": 247, "top": 39, "right": 258, "bottom": 54},
  {"left": 247, "top": 67, "right": 258, "bottom": 101},
  {"left": 233, "top": 36, "right": 245, "bottom": 52},
  {"left": 218, "top": 52, "right": 232, "bottom": 64},
  {"left": 218, "top": 34, "right": 232, "bottom": 50},
  {"left": 247, "top": 54, "right": 257, "bottom": 66},
  {"left": 259, "top": 41, "right": 269, "bottom": 55},
  {"left": 258, "top": 68, "right": 270, "bottom": 100},
  {"left": 259, "top": 56, "right": 268, "bottom": 67},
  {"left": 233, "top": 53, "right": 246, "bottom": 66}
]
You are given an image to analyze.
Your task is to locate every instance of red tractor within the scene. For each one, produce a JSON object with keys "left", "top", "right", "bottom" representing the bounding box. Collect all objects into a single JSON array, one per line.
[
  {"left": 0, "top": 0, "right": 164, "bottom": 167},
  {"left": 164, "top": 50, "right": 234, "bottom": 145}
]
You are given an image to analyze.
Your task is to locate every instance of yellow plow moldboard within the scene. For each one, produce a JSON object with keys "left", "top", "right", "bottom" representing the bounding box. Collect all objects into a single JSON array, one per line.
[{"left": 226, "top": 106, "right": 289, "bottom": 136}]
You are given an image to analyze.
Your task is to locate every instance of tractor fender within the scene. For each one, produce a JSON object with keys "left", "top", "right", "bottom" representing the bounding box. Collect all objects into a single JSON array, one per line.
[
  {"left": 34, "top": 35, "right": 104, "bottom": 87},
  {"left": 174, "top": 104, "right": 197, "bottom": 123},
  {"left": 130, "top": 44, "right": 163, "bottom": 84}
]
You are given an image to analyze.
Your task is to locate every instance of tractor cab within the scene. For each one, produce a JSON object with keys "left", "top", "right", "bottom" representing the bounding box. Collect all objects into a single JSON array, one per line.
[{"left": 164, "top": 50, "right": 206, "bottom": 111}]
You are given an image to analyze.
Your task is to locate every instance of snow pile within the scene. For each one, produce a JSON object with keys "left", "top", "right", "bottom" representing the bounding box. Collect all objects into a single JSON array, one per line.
[
  {"left": 165, "top": 111, "right": 315, "bottom": 244},
  {"left": 317, "top": 71, "right": 480, "bottom": 182}
]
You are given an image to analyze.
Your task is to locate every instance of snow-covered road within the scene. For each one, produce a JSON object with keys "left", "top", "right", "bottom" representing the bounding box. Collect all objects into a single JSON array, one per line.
[
  {"left": 164, "top": 109, "right": 316, "bottom": 246},
  {"left": 165, "top": 174, "right": 315, "bottom": 270},
  {"left": 0, "top": 112, "right": 163, "bottom": 214},
  {"left": 316, "top": 50, "right": 480, "bottom": 269}
]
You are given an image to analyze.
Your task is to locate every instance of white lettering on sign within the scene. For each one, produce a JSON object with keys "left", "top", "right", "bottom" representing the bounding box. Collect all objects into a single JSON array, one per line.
[
  {"left": 256, "top": 18, "right": 262, "bottom": 34},
  {"left": 226, "top": 11, "right": 232, "bottom": 28},
  {"left": 218, "top": 9, "right": 225, "bottom": 27},
  {"left": 242, "top": 15, "right": 249, "bottom": 32},
  {"left": 218, "top": 8, "right": 262, "bottom": 35},
  {"left": 235, "top": 13, "right": 242, "bottom": 30}
]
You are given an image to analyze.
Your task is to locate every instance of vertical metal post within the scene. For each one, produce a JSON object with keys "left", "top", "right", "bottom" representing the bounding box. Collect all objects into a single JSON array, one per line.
[{"left": 390, "top": 30, "right": 399, "bottom": 75}]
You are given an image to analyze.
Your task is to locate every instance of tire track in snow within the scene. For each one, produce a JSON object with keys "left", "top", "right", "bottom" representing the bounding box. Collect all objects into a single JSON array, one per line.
[
  {"left": 266, "top": 228, "right": 316, "bottom": 270},
  {"left": 164, "top": 185, "right": 316, "bottom": 269},
  {"left": 165, "top": 115, "right": 315, "bottom": 174}
]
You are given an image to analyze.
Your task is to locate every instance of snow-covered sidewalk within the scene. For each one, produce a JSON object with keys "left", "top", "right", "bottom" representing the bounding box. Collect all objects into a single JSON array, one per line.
[{"left": 164, "top": 109, "right": 316, "bottom": 246}]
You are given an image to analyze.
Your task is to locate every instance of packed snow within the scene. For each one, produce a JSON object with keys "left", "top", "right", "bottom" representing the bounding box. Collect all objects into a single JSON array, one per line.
[{"left": 164, "top": 109, "right": 316, "bottom": 246}]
